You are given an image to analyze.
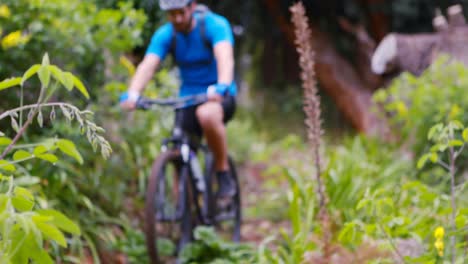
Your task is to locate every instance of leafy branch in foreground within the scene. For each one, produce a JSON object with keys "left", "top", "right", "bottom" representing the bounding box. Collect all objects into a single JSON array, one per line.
[
  {"left": 0, "top": 53, "right": 111, "bottom": 161},
  {"left": 417, "top": 120, "right": 468, "bottom": 263},
  {"left": 0, "top": 174, "right": 81, "bottom": 263},
  {"left": 0, "top": 54, "right": 111, "bottom": 263}
]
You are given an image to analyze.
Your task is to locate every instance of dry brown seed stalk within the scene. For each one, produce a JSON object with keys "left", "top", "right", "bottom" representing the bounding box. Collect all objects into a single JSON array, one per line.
[
  {"left": 290, "top": 1, "right": 327, "bottom": 209},
  {"left": 290, "top": 2, "right": 332, "bottom": 261}
]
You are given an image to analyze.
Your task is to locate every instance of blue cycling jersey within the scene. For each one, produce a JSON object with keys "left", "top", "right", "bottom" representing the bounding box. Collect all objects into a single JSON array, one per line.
[{"left": 146, "top": 11, "right": 237, "bottom": 97}]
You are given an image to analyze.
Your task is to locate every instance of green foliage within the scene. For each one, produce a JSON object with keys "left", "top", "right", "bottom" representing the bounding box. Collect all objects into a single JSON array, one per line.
[
  {"left": 0, "top": 55, "right": 111, "bottom": 263},
  {"left": 0, "top": 176, "right": 80, "bottom": 263},
  {"left": 256, "top": 166, "right": 317, "bottom": 263},
  {"left": 324, "top": 136, "right": 411, "bottom": 224},
  {"left": 417, "top": 121, "right": 467, "bottom": 170},
  {"left": 337, "top": 122, "right": 468, "bottom": 263},
  {"left": 0, "top": 0, "right": 147, "bottom": 110},
  {"left": 110, "top": 227, "right": 149, "bottom": 264},
  {"left": 180, "top": 226, "right": 255, "bottom": 264},
  {"left": 374, "top": 56, "right": 468, "bottom": 175},
  {"left": 339, "top": 181, "right": 442, "bottom": 245},
  {"left": 28, "top": 54, "right": 181, "bottom": 262},
  {"left": 416, "top": 121, "right": 468, "bottom": 262},
  {"left": 226, "top": 116, "right": 266, "bottom": 165}
]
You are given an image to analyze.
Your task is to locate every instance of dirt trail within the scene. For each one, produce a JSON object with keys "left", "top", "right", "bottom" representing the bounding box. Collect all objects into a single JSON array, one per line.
[{"left": 237, "top": 162, "right": 291, "bottom": 245}]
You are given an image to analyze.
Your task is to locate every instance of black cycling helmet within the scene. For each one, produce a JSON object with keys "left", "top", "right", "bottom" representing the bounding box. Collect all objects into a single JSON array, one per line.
[{"left": 159, "top": 0, "right": 194, "bottom": 11}]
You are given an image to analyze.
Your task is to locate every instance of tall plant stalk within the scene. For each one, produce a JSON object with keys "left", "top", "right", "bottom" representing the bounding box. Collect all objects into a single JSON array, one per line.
[
  {"left": 290, "top": 1, "right": 331, "bottom": 261},
  {"left": 290, "top": 0, "right": 326, "bottom": 212}
]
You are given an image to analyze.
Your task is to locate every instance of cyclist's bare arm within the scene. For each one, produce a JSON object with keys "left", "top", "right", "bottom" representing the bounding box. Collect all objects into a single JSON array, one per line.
[
  {"left": 121, "top": 54, "right": 161, "bottom": 110},
  {"left": 210, "top": 41, "right": 234, "bottom": 101}
]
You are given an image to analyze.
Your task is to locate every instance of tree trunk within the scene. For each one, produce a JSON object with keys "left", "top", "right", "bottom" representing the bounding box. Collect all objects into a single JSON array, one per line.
[
  {"left": 310, "top": 28, "right": 381, "bottom": 134},
  {"left": 359, "top": 0, "right": 391, "bottom": 42},
  {"left": 372, "top": 5, "right": 468, "bottom": 76}
]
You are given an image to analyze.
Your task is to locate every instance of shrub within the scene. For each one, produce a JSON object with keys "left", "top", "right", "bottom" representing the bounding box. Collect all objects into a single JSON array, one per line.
[{"left": 0, "top": 54, "right": 109, "bottom": 262}]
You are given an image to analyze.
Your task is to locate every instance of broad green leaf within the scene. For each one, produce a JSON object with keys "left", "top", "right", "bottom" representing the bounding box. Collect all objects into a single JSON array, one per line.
[
  {"left": 14, "top": 176, "right": 41, "bottom": 186},
  {"left": 338, "top": 222, "right": 362, "bottom": 245},
  {"left": 72, "top": 75, "right": 90, "bottom": 99},
  {"left": 37, "top": 153, "right": 58, "bottom": 163},
  {"left": 30, "top": 248, "right": 53, "bottom": 264},
  {"left": 17, "top": 214, "right": 31, "bottom": 235},
  {"left": 37, "top": 209, "right": 81, "bottom": 235},
  {"left": 33, "top": 145, "right": 48, "bottom": 155},
  {"left": 9, "top": 228, "right": 29, "bottom": 263},
  {"left": 0, "top": 160, "right": 16, "bottom": 172},
  {"left": 12, "top": 195, "right": 34, "bottom": 211},
  {"left": 15, "top": 186, "right": 34, "bottom": 201},
  {"left": 455, "top": 214, "right": 467, "bottom": 229},
  {"left": 42, "top": 53, "right": 50, "bottom": 66},
  {"left": 0, "top": 194, "right": 8, "bottom": 212},
  {"left": 463, "top": 128, "right": 468, "bottom": 142},
  {"left": 429, "top": 152, "right": 438, "bottom": 163},
  {"left": 0, "top": 77, "right": 21, "bottom": 91},
  {"left": 430, "top": 144, "right": 447, "bottom": 152},
  {"left": 21, "top": 64, "right": 40, "bottom": 86},
  {"left": 62, "top": 72, "right": 74, "bottom": 91},
  {"left": 0, "top": 137, "right": 12, "bottom": 146},
  {"left": 49, "top": 65, "right": 64, "bottom": 83},
  {"left": 448, "top": 140, "right": 464, "bottom": 147},
  {"left": 19, "top": 232, "right": 48, "bottom": 264},
  {"left": 13, "top": 150, "right": 32, "bottom": 161},
  {"left": 289, "top": 184, "right": 300, "bottom": 235},
  {"left": 417, "top": 154, "right": 430, "bottom": 169},
  {"left": 35, "top": 221, "right": 67, "bottom": 247},
  {"left": 57, "top": 139, "right": 83, "bottom": 164},
  {"left": 38, "top": 65, "right": 51, "bottom": 87},
  {"left": 32, "top": 214, "right": 54, "bottom": 223},
  {"left": 428, "top": 123, "right": 443, "bottom": 140}
]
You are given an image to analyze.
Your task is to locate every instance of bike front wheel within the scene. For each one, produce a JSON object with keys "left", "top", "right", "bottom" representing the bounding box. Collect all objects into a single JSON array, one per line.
[{"left": 145, "top": 150, "right": 192, "bottom": 264}]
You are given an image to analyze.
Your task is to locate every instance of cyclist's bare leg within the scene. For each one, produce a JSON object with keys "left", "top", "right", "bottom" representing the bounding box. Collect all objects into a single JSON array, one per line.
[{"left": 196, "top": 102, "right": 229, "bottom": 171}]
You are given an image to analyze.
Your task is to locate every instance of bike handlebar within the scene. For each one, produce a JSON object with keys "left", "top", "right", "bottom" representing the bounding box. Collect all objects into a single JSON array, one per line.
[{"left": 136, "top": 94, "right": 208, "bottom": 110}]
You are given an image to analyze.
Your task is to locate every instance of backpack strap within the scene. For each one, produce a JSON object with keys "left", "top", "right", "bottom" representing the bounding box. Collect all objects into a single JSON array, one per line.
[
  {"left": 197, "top": 11, "right": 212, "bottom": 51},
  {"left": 169, "top": 26, "right": 177, "bottom": 60}
]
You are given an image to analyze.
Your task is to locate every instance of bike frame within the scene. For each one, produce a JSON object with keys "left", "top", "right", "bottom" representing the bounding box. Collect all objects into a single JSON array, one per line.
[{"left": 139, "top": 94, "right": 217, "bottom": 225}]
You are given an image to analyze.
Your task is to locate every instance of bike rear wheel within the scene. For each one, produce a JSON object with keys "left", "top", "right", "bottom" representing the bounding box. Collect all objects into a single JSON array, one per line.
[{"left": 145, "top": 150, "right": 192, "bottom": 264}]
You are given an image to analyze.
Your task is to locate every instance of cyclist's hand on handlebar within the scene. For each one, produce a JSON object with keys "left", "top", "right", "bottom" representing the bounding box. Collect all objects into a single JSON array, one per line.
[
  {"left": 207, "top": 84, "right": 229, "bottom": 102},
  {"left": 119, "top": 91, "right": 140, "bottom": 111}
]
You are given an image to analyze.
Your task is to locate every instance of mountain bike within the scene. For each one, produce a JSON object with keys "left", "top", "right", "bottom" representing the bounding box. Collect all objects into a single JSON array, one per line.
[{"left": 138, "top": 94, "right": 242, "bottom": 263}]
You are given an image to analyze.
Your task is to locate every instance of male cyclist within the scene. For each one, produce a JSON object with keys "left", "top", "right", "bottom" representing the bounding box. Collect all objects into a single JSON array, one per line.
[{"left": 120, "top": 0, "right": 237, "bottom": 198}]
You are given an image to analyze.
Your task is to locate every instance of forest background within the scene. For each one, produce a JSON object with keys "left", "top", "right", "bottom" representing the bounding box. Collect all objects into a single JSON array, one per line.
[{"left": 1, "top": 0, "right": 467, "bottom": 263}]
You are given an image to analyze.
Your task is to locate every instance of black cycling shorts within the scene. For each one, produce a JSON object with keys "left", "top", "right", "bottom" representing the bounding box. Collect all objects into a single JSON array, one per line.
[{"left": 174, "top": 95, "right": 236, "bottom": 138}]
